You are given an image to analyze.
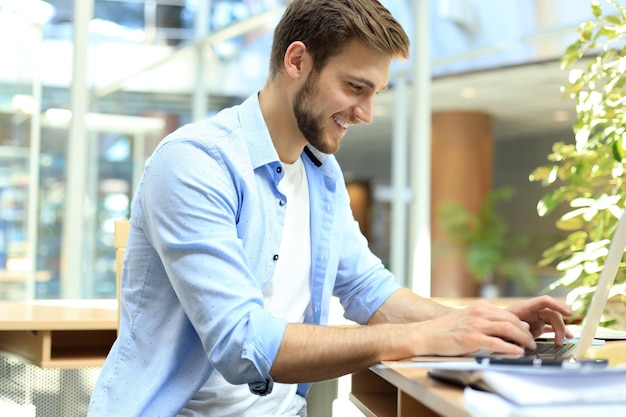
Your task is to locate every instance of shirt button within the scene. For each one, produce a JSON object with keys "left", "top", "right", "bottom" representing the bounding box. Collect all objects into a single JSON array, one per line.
[
  {"left": 273, "top": 254, "right": 279, "bottom": 261},
  {"left": 276, "top": 166, "right": 282, "bottom": 173},
  {"left": 279, "top": 199, "right": 286, "bottom": 206}
]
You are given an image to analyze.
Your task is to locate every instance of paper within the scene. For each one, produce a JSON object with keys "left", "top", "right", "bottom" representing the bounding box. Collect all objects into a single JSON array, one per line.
[
  {"left": 383, "top": 359, "right": 626, "bottom": 406},
  {"left": 477, "top": 367, "right": 626, "bottom": 405},
  {"left": 463, "top": 387, "right": 626, "bottom": 417},
  {"left": 567, "top": 325, "right": 626, "bottom": 340}
]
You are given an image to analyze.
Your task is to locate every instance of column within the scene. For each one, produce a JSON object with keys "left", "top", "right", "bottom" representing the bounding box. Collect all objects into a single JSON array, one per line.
[{"left": 430, "top": 111, "right": 493, "bottom": 297}]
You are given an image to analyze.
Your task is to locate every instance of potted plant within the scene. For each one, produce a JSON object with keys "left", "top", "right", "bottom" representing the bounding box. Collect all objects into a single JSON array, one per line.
[
  {"left": 529, "top": 0, "right": 626, "bottom": 327},
  {"left": 437, "top": 186, "right": 535, "bottom": 298}
]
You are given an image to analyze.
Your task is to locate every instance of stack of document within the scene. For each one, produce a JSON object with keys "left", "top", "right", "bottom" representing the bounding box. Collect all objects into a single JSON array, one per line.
[
  {"left": 464, "top": 386, "right": 626, "bottom": 417},
  {"left": 452, "top": 366, "right": 626, "bottom": 417}
]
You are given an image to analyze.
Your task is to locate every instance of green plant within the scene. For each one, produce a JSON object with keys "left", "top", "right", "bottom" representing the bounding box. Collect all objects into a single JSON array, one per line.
[
  {"left": 529, "top": 0, "right": 626, "bottom": 326},
  {"left": 437, "top": 187, "right": 535, "bottom": 292}
]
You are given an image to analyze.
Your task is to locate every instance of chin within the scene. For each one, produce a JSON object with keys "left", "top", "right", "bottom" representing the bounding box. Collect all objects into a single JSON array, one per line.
[{"left": 319, "top": 137, "right": 340, "bottom": 154}]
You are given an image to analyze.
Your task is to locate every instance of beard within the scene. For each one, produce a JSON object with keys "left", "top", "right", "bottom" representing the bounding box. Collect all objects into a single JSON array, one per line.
[{"left": 292, "top": 71, "right": 340, "bottom": 154}]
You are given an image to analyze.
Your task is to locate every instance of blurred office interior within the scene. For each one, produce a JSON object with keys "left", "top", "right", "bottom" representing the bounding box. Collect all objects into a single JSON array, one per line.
[{"left": 0, "top": 0, "right": 598, "bottom": 302}]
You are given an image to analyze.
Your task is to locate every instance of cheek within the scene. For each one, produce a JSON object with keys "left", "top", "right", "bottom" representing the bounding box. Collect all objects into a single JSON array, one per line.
[
  {"left": 316, "top": 80, "right": 346, "bottom": 111},
  {"left": 320, "top": 93, "right": 348, "bottom": 118}
]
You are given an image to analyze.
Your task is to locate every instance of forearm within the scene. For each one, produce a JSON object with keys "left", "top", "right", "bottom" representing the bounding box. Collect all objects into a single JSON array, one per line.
[
  {"left": 270, "top": 289, "right": 453, "bottom": 383},
  {"left": 270, "top": 321, "right": 418, "bottom": 383},
  {"left": 367, "top": 287, "right": 454, "bottom": 325}
]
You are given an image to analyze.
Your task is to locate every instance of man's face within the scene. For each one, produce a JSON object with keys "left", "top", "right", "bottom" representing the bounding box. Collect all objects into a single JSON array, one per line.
[{"left": 292, "top": 40, "right": 392, "bottom": 154}]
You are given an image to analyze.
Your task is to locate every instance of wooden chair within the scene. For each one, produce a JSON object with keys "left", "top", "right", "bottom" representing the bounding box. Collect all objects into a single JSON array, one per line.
[{"left": 114, "top": 219, "right": 130, "bottom": 333}]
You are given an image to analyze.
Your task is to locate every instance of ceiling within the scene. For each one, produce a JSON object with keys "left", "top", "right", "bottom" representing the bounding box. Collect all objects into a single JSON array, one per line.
[
  {"left": 337, "top": 58, "right": 579, "bottom": 182},
  {"left": 430, "top": 60, "right": 576, "bottom": 140}
]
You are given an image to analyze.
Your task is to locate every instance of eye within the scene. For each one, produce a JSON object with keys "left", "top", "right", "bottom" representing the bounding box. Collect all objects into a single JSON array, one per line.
[{"left": 349, "top": 83, "right": 363, "bottom": 92}]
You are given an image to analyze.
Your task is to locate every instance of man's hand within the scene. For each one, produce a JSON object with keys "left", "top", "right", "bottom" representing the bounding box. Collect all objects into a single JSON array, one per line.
[
  {"left": 410, "top": 300, "right": 536, "bottom": 357},
  {"left": 406, "top": 295, "right": 572, "bottom": 357},
  {"left": 368, "top": 290, "right": 574, "bottom": 358},
  {"left": 505, "top": 295, "right": 573, "bottom": 344}
]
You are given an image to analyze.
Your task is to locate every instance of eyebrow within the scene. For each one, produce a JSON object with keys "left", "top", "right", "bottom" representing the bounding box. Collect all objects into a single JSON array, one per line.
[{"left": 352, "top": 76, "right": 389, "bottom": 93}]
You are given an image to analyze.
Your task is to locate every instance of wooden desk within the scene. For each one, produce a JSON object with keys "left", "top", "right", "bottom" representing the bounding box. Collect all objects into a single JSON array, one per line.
[
  {"left": 351, "top": 339, "right": 626, "bottom": 417},
  {"left": 0, "top": 299, "right": 117, "bottom": 369},
  {"left": 351, "top": 365, "right": 470, "bottom": 417}
]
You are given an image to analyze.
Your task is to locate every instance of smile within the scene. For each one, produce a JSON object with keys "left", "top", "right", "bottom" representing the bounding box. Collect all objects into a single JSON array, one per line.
[{"left": 333, "top": 115, "right": 351, "bottom": 129}]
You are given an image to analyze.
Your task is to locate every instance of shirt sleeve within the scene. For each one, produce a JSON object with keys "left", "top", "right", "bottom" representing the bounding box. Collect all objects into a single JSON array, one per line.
[
  {"left": 332, "top": 179, "right": 402, "bottom": 324},
  {"left": 137, "top": 138, "right": 287, "bottom": 393}
]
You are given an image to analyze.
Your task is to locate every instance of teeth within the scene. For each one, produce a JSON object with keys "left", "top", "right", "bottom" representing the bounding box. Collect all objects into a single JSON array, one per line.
[{"left": 333, "top": 116, "right": 350, "bottom": 129}]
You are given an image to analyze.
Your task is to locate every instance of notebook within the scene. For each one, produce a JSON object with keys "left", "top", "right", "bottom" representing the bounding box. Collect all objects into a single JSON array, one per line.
[{"left": 428, "top": 207, "right": 626, "bottom": 364}]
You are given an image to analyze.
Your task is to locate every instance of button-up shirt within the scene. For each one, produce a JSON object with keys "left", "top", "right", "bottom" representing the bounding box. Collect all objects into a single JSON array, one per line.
[{"left": 87, "top": 93, "right": 401, "bottom": 417}]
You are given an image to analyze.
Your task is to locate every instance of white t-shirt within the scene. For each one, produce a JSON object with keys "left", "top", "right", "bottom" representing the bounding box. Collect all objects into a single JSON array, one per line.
[
  {"left": 264, "top": 156, "right": 312, "bottom": 322},
  {"left": 181, "top": 157, "right": 311, "bottom": 417}
]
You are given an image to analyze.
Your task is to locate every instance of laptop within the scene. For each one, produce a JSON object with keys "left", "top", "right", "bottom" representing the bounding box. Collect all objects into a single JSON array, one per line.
[
  {"left": 420, "top": 210, "right": 626, "bottom": 387},
  {"left": 431, "top": 207, "right": 626, "bottom": 365},
  {"left": 531, "top": 206, "right": 626, "bottom": 361}
]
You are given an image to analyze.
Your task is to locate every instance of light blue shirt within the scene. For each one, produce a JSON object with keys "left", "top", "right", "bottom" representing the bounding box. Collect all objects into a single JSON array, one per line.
[{"left": 87, "top": 93, "right": 401, "bottom": 416}]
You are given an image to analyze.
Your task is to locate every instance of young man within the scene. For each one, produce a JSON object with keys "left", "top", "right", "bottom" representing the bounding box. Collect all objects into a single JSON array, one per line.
[{"left": 88, "top": 1, "right": 572, "bottom": 416}]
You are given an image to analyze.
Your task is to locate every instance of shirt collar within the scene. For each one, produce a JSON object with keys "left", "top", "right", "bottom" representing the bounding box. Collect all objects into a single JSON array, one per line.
[
  {"left": 239, "top": 92, "right": 340, "bottom": 182},
  {"left": 239, "top": 92, "right": 281, "bottom": 170}
]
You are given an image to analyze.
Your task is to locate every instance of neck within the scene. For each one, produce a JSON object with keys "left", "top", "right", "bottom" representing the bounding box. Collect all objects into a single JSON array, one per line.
[{"left": 258, "top": 80, "right": 307, "bottom": 164}]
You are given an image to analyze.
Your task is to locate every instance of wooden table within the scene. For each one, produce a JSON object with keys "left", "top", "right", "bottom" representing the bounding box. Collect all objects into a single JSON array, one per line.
[
  {"left": 351, "top": 364, "right": 470, "bottom": 417},
  {"left": 0, "top": 299, "right": 117, "bottom": 369},
  {"left": 350, "top": 340, "right": 626, "bottom": 417}
]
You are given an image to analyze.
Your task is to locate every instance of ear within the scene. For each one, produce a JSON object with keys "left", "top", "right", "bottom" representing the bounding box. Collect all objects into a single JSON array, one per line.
[{"left": 283, "top": 41, "right": 311, "bottom": 80}]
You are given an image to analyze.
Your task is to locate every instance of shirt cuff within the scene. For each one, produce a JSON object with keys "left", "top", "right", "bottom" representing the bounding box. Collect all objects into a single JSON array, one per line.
[{"left": 248, "top": 377, "right": 274, "bottom": 396}]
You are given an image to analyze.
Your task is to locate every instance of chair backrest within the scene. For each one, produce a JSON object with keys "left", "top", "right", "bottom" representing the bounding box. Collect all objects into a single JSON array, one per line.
[{"left": 114, "top": 219, "right": 130, "bottom": 332}]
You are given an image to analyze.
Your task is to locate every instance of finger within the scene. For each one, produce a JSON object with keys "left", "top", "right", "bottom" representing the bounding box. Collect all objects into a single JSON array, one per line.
[
  {"left": 468, "top": 300, "right": 530, "bottom": 325},
  {"left": 532, "top": 295, "right": 573, "bottom": 317},
  {"left": 478, "top": 306, "right": 537, "bottom": 347},
  {"left": 462, "top": 302, "right": 538, "bottom": 350},
  {"left": 507, "top": 296, "right": 573, "bottom": 321},
  {"left": 537, "top": 309, "right": 570, "bottom": 344},
  {"left": 473, "top": 335, "right": 525, "bottom": 356},
  {"left": 542, "top": 325, "right": 575, "bottom": 342},
  {"left": 487, "top": 320, "right": 536, "bottom": 351}
]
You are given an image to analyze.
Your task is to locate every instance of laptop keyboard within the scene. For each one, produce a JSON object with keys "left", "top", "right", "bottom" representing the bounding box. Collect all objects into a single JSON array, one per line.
[{"left": 524, "top": 341, "right": 577, "bottom": 358}]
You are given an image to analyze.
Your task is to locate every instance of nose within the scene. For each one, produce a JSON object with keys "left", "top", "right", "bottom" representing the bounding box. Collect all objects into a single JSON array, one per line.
[{"left": 354, "top": 95, "right": 374, "bottom": 125}]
